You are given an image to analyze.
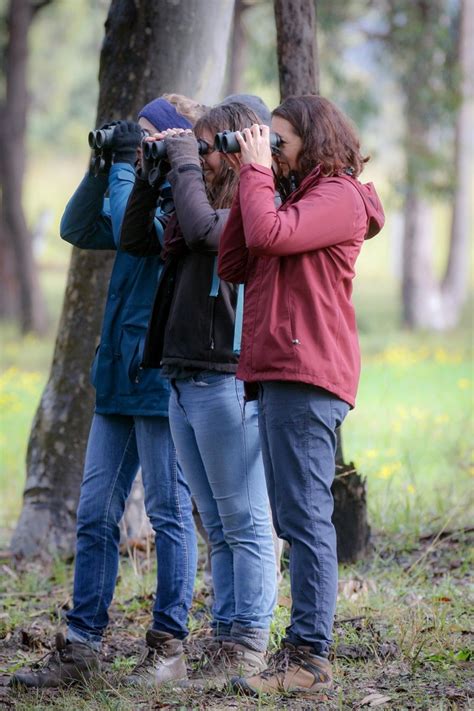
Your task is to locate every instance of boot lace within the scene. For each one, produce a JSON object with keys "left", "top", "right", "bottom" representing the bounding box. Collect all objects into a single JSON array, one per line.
[
  {"left": 199, "top": 642, "right": 234, "bottom": 674},
  {"left": 30, "top": 642, "right": 74, "bottom": 672},
  {"left": 131, "top": 643, "right": 167, "bottom": 673},
  {"left": 259, "top": 646, "right": 304, "bottom": 679}
]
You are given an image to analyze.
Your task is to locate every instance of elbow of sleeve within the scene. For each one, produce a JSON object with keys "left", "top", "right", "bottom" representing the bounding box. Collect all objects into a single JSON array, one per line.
[
  {"left": 217, "top": 263, "right": 242, "bottom": 283},
  {"left": 59, "top": 225, "right": 78, "bottom": 246}
]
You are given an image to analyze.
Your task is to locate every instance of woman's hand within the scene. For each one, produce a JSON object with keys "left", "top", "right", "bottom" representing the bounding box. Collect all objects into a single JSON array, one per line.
[
  {"left": 235, "top": 124, "right": 272, "bottom": 169},
  {"left": 145, "top": 128, "right": 193, "bottom": 142}
]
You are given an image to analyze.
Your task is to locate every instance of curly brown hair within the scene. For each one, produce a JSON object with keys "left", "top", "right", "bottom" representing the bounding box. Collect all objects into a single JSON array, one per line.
[
  {"left": 194, "top": 102, "right": 261, "bottom": 209},
  {"left": 162, "top": 93, "right": 208, "bottom": 125},
  {"left": 272, "top": 95, "right": 369, "bottom": 179}
]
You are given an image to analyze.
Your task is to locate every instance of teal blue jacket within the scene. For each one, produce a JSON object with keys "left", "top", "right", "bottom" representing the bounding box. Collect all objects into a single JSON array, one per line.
[{"left": 60, "top": 163, "right": 170, "bottom": 416}]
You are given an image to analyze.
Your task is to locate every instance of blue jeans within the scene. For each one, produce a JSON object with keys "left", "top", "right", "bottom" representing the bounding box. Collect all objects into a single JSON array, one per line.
[
  {"left": 258, "top": 382, "right": 349, "bottom": 658},
  {"left": 66, "top": 413, "right": 197, "bottom": 645},
  {"left": 169, "top": 373, "right": 276, "bottom": 651}
]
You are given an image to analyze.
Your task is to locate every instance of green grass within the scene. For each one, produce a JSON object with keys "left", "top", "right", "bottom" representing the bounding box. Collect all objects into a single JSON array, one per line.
[
  {"left": 1, "top": 529, "right": 472, "bottom": 709},
  {"left": 2, "top": 264, "right": 472, "bottom": 536}
]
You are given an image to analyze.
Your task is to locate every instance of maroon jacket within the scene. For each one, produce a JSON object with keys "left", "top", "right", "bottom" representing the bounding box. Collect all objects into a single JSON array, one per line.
[{"left": 217, "top": 164, "right": 385, "bottom": 407}]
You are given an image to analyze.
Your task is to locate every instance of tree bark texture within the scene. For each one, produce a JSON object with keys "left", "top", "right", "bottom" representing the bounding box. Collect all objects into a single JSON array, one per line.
[
  {"left": 398, "top": 0, "right": 470, "bottom": 330},
  {"left": 11, "top": 0, "right": 235, "bottom": 559},
  {"left": 272, "top": 0, "right": 369, "bottom": 562},
  {"left": 332, "top": 464, "right": 370, "bottom": 564},
  {"left": 0, "top": 0, "right": 48, "bottom": 333},
  {"left": 441, "top": 0, "right": 473, "bottom": 323},
  {"left": 225, "top": 0, "right": 248, "bottom": 96},
  {"left": 274, "top": 0, "right": 319, "bottom": 99}
]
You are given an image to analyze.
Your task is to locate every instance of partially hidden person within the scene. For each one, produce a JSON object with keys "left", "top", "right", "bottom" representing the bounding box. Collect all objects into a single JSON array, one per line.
[
  {"left": 218, "top": 95, "right": 385, "bottom": 697},
  {"left": 10, "top": 96, "right": 202, "bottom": 690},
  {"left": 119, "top": 97, "right": 277, "bottom": 688}
]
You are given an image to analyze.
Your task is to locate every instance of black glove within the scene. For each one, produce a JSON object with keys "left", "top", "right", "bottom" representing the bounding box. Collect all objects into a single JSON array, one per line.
[
  {"left": 112, "top": 120, "right": 143, "bottom": 165},
  {"left": 98, "top": 120, "right": 119, "bottom": 132}
]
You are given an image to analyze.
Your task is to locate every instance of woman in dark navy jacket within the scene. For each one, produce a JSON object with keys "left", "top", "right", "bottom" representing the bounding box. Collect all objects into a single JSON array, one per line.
[{"left": 11, "top": 98, "right": 199, "bottom": 690}]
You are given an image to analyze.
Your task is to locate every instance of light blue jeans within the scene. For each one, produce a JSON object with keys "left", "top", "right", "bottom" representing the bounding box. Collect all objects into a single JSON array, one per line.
[
  {"left": 169, "top": 373, "right": 276, "bottom": 651},
  {"left": 67, "top": 413, "right": 197, "bottom": 646}
]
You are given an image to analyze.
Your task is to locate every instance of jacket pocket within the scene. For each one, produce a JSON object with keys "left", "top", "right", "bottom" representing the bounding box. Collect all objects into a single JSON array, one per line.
[
  {"left": 90, "top": 344, "right": 100, "bottom": 388},
  {"left": 287, "top": 291, "right": 300, "bottom": 347},
  {"left": 128, "top": 336, "right": 146, "bottom": 385},
  {"left": 118, "top": 329, "right": 145, "bottom": 393}
]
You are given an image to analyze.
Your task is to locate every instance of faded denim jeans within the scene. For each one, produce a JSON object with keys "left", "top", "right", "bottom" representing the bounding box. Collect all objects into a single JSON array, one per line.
[
  {"left": 67, "top": 413, "right": 197, "bottom": 646},
  {"left": 258, "top": 381, "right": 349, "bottom": 657},
  {"left": 169, "top": 373, "right": 276, "bottom": 652}
]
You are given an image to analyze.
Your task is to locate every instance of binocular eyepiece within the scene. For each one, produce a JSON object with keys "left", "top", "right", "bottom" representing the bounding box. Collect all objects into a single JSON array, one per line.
[{"left": 214, "top": 130, "right": 281, "bottom": 154}]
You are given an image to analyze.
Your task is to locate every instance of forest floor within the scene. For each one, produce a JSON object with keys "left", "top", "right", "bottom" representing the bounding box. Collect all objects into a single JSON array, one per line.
[{"left": 1, "top": 527, "right": 472, "bottom": 711}]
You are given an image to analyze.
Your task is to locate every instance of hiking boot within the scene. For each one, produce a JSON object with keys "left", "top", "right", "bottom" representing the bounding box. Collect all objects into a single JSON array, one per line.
[
  {"left": 122, "top": 629, "right": 187, "bottom": 687},
  {"left": 232, "top": 642, "right": 333, "bottom": 696},
  {"left": 9, "top": 632, "right": 100, "bottom": 688},
  {"left": 192, "top": 640, "right": 266, "bottom": 688}
]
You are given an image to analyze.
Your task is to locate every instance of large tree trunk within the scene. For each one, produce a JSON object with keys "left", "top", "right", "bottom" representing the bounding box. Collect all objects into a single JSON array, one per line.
[
  {"left": 11, "top": 0, "right": 235, "bottom": 559},
  {"left": 273, "top": 0, "right": 369, "bottom": 562},
  {"left": 0, "top": 0, "right": 48, "bottom": 333}
]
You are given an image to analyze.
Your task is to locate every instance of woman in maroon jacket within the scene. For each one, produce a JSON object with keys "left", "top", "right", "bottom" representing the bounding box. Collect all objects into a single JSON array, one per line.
[{"left": 218, "top": 95, "right": 385, "bottom": 697}]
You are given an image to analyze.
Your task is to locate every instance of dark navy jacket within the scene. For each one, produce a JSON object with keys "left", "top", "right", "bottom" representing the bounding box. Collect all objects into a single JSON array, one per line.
[{"left": 60, "top": 163, "right": 170, "bottom": 417}]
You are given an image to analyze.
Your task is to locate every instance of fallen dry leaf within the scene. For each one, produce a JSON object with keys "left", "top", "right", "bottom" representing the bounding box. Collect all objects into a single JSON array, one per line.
[{"left": 359, "top": 692, "right": 392, "bottom": 707}]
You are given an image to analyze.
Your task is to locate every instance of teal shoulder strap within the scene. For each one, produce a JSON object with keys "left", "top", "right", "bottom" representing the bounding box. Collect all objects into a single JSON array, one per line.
[
  {"left": 233, "top": 283, "right": 244, "bottom": 354},
  {"left": 209, "top": 257, "right": 220, "bottom": 297},
  {"left": 209, "top": 257, "right": 244, "bottom": 354}
]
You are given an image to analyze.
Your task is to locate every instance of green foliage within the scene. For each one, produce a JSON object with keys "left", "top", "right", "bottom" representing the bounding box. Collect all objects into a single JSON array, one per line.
[
  {"left": 364, "top": 0, "right": 461, "bottom": 195},
  {"left": 27, "top": 0, "right": 109, "bottom": 154}
]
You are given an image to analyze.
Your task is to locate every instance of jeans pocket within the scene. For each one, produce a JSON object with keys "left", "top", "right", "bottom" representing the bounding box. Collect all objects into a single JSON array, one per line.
[
  {"left": 330, "top": 398, "right": 350, "bottom": 430},
  {"left": 192, "top": 372, "right": 234, "bottom": 387}
]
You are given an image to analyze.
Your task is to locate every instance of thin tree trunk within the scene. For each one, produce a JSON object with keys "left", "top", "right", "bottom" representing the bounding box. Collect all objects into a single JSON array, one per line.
[
  {"left": 226, "top": 0, "right": 247, "bottom": 96},
  {"left": 399, "top": 0, "right": 470, "bottom": 331},
  {"left": 442, "top": 0, "right": 473, "bottom": 322},
  {"left": 401, "top": 182, "right": 442, "bottom": 328},
  {"left": 274, "top": 0, "right": 319, "bottom": 98},
  {"left": 11, "top": 0, "right": 235, "bottom": 559},
  {"left": 0, "top": 0, "right": 48, "bottom": 334},
  {"left": 273, "top": 0, "right": 369, "bottom": 562}
]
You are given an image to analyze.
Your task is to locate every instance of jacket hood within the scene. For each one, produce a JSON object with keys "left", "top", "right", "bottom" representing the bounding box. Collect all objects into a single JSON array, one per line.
[
  {"left": 342, "top": 177, "right": 385, "bottom": 239},
  {"left": 292, "top": 167, "right": 385, "bottom": 240}
]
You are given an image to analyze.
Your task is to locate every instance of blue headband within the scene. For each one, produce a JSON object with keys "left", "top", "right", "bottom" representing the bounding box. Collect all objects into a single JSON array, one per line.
[{"left": 138, "top": 98, "right": 192, "bottom": 132}]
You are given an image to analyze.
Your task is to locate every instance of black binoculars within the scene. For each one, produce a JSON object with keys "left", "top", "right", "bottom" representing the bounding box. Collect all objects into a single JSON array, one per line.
[
  {"left": 214, "top": 130, "right": 282, "bottom": 154},
  {"left": 142, "top": 137, "right": 210, "bottom": 162},
  {"left": 88, "top": 125, "right": 149, "bottom": 151},
  {"left": 141, "top": 137, "right": 211, "bottom": 186},
  {"left": 88, "top": 126, "right": 115, "bottom": 150}
]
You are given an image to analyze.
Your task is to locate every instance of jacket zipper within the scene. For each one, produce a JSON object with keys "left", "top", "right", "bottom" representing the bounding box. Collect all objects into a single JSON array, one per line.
[{"left": 208, "top": 298, "right": 216, "bottom": 350}]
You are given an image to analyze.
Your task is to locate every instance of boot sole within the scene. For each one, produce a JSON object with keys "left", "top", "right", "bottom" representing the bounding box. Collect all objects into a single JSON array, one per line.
[{"left": 231, "top": 675, "right": 333, "bottom": 697}]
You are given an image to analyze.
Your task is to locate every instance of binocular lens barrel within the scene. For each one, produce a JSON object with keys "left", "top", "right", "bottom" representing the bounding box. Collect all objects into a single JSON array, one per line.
[
  {"left": 88, "top": 127, "right": 116, "bottom": 150},
  {"left": 142, "top": 137, "right": 210, "bottom": 161},
  {"left": 214, "top": 130, "right": 281, "bottom": 154}
]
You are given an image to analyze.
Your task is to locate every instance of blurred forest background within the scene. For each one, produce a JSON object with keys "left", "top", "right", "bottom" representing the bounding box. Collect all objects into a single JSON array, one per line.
[
  {"left": 0, "top": 1, "right": 473, "bottom": 708},
  {"left": 1, "top": 0, "right": 472, "bottom": 541}
]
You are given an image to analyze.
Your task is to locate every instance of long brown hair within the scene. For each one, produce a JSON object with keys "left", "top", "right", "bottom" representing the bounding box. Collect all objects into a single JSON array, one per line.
[
  {"left": 272, "top": 95, "right": 369, "bottom": 179},
  {"left": 194, "top": 102, "right": 261, "bottom": 209}
]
